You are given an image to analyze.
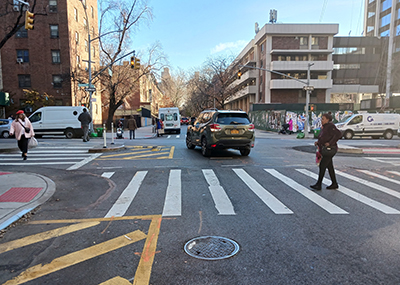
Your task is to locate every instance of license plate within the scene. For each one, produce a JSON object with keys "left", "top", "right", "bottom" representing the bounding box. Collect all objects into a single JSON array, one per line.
[{"left": 231, "top": 129, "right": 239, "bottom": 134}]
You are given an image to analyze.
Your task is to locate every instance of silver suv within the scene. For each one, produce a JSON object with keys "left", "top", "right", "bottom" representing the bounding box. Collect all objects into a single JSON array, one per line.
[{"left": 186, "top": 109, "right": 255, "bottom": 157}]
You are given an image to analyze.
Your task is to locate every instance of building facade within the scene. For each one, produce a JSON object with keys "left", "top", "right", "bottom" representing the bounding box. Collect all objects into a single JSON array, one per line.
[
  {"left": 0, "top": 0, "right": 101, "bottom": 124},
  {"left": 227, "top": 24, "right": 338, "bottom": 113}
]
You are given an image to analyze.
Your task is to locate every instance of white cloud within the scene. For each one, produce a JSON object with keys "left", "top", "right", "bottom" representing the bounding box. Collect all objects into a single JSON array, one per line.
[{"left": 211, "top": 40, "right": 247, "bottom": 54}]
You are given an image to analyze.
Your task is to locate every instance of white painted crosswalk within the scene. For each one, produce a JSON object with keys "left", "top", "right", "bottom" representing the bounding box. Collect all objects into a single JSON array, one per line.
[
  {"left": 102, "top": 168, "right": 400, "bottom": 218},
  {"left": 0, "top": 146, "right": 100, "bottom": 170}
]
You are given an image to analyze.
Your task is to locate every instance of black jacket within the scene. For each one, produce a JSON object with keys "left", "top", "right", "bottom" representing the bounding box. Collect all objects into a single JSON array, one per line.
[
  {"left": 317, "top": 122, "right": 342, "bottom": 149},
  {"left": 78, "top": 111, "right": 92, "bottom": 126}
]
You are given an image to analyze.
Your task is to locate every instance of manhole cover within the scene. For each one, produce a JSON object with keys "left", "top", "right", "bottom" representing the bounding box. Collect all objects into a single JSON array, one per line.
[{"left": 184, "top": 236, "right": 239, "bottom": 260}]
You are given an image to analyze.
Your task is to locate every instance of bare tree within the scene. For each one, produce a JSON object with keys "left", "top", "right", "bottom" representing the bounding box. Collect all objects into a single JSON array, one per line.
[
  {"left": 160, "top": 68, "right": 188, "bottom": 107},
  {"left": 97, "top": 0, "right": 168, "bottom": 127}
]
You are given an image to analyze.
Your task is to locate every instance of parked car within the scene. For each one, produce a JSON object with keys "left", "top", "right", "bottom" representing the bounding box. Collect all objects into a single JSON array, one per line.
[
  {"left": 186, "top": 109, "right": 255, "bottom": 157},
  {"left": 0, "top": 119, "right": 13, "bottom": 138},
  {"left": 181, "top": 117, "right": 189, "bottom": 125}
]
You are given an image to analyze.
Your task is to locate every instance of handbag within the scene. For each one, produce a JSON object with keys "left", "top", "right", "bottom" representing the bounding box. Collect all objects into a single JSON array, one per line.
[
  {"left": 18, "top": 120, "right": 30, "bottom": 133},
  {"left": 29, "top": 137, "right": 38, "bottom": 147},
  {"left": 320, "top": 146, "right": 336, "bottom": 158}
]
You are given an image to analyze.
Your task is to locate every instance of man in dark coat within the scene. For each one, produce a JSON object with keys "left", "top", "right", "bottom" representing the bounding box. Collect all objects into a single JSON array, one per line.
[
  {"left": 126, "top": 115, "right": 138, "bottom": 139},
  {"left": 78, "top": 108, "right": 92, "bottom": 142}
]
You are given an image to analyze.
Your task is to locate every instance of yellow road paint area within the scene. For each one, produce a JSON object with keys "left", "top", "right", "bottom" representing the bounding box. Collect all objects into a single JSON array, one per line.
[
  {"left": 4, "top": 230, "right": 147, "bottom": 285},
  {"left": 97, "top": 146, "right": 174, "bottom": 160},
  {"left": 0, "top": 222, "right": 99, "bottom": 254},
  {"left": 100, "top": 276, "right": 132, "bottom": 284}
]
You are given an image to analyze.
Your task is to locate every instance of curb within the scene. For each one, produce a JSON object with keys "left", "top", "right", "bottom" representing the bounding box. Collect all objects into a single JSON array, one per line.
[
  {"left": 88, "top": 144, "right": 126, "bottom": 153},
  {"left": 0, "top": 173, "right": 56, "bottom": 231}
]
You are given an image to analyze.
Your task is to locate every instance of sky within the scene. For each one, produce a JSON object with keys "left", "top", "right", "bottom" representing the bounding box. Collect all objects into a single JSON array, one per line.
[{"left": 132, "top": 0, "right": 365, "bottom": 74}]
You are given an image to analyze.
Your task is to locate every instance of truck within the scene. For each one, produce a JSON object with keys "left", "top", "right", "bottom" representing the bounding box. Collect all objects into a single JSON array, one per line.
[
  {"left": 335, "top": 112, "right": 400, "bottom": 139},
  {"left": 158, "top": 107, "right": 181, "bottom": 135},
  {"left": 29, "top": 106, "right": 86, "bottom": 138}
]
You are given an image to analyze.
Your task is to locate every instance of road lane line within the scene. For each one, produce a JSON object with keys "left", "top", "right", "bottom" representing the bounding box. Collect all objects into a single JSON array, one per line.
[
  {"left": 202, "top": 169, "right": 235, "bottom": 215},
  {"left": 265, "top": 169, "right": 348, "bottom": 214},
  {"left": 101, "top": 172, "right": 115, "bottom": 179},
  {"left": 336, "top": 170, "right": 400, "bottom": 199},
  {"left": 0, "top": 222, "right": 100, "bottom": 254},
  {"left": 297, "top": 169, "right": 400, "bottom": 214},
  {"left": 104, "top": 171, "right": 148, "bottom": 218},
  {"left": 358, "top": 170, "right": 400, "bottom": 186},
  {"left": 66, "top": 153, "right": 102, "bottom": 170},
  {"left": 3, "top": 230, "right": 147, "bottom": 285},
  {"left": 233, "top": 168, "right": 293, "bottom": 214},
  {"left": 162, "top": 169, "right": 181, "bottom": 216},
  {"left": 388, "top": 171, "right": 400, "bottom": 177}
]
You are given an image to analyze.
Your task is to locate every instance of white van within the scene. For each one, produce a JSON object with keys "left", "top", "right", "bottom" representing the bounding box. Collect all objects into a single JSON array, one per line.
[
  {"left": 158, "top": 107, "right": 180, "bottom": 135},
  {"left": 336, "top": 112, "right": 400, "bottom": 139},
  {"left": 29, "top": 106, "right": 85, "bottom": 138}
]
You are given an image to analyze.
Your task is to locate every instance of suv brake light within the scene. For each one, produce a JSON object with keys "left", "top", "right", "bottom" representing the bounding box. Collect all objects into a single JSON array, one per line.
[
  {"left": 249, "top": 124, "right": 255, "bottom": 131},
  {"left": 210, "top": 123, "right": 221, "bottom": 132}
]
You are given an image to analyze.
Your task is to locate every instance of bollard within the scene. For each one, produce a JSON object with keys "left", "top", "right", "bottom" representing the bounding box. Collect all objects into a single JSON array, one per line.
[
  {"left": 111, "top": 122, "right": 115, "bottom": 145},
  {"left": 103, "top": 123, "right": 107, "bottom": 148}
]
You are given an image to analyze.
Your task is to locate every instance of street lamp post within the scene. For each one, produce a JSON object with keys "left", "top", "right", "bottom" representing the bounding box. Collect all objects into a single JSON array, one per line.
[{"left": 239, "top": 63, "right": 314, "bottom": 136}]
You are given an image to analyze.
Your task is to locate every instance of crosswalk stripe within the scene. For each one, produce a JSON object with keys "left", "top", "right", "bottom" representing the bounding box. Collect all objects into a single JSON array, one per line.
[
  {"left": 265, "top": 169, "right": 348, "bottom": 214},
  {"left": 233, "top": 168, "right": 293, "bottom": 214},
  {"left": 297, "top": 169, "right": 400, "bottom": 214},
  {"left": 162, "top": 170, "right": 181, "bottom": 216},
  {"left": 358, "top": 170, "right": 400, "bottom": 186},
  {"left": 202, "top": 169, "right": 235, "bottom": 215},
  {"left": 104, "top": 171, "right": 148, "bottom": 218},
  {"left": 67, "top": 153, "right": 102, "bottom": 170},
  {"left": 336, "top": 170, "right": 400, "bottom": 200},
  {"left": 101, "top": 172, "right": 115, "bottom": 179},
  {"left": 388, "top": 171, "right": 400, "bottom": 177}
]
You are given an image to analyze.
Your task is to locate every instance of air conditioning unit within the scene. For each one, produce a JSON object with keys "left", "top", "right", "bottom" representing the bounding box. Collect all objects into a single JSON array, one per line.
[
  {"left": 17, "top": 58, "right": 23, "bottom": 63},
  {"left": 13, "top": 5, "right": 20, "bottom": 12}
]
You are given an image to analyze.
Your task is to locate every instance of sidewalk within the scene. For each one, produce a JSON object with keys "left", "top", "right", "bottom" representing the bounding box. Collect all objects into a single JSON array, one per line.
[{"left": 0, "top": 172, "right": 55, "bottom": 231}]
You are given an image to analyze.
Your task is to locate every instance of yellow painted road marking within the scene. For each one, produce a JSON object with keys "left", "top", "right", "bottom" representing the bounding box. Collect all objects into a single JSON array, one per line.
[
  {"left": 99, "top": 276, "right": 132, "bottom": 284},
  {"left": 29, "top": 215, "right": 160, "bottom": 224},
  {"left": 97, "top": 146, "right": 173, "bottom": 160},
  {"left": 134, "top": 216, "right": 162, "bottom": 285},
  {"left": 4, "top": 230, "right": 147, "bottom": 285},
  {"left": 168, "top": 146, "right": 175, "bottom": 159},
  {"left": 122, "top": 151, "right": 170, "bottom": 159},
  {"left": 0, "top": 222, "right": 99, "bottom": 254},
  {"left": 100, "top": 149, "right": 159, "bottom": 159}
]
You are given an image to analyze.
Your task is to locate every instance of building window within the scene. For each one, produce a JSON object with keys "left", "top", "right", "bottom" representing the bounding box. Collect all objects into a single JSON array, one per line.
[
  {"left": 75, "top": 32, "right": 79, "bottom": 44},
  {"left": 93, "top": 47, "right": 96, "bottom": 58},
  {"left": 49, "top": 0, "right": 57, "bottom": 12},
  {"left": 300, "top": 37, "right": 308, "bottom": 46},
  {"left": 74, "top": 7, "right": 78, "bottom": 21},
  {"left": 52, "top": 75, "right": 62, "bottom": 88},
  {"left": 15, "top": 26, "right": 28, "bottom": 38},
  {"left": 76, "top": 55, "right": 80, "bottom": 68},
  {"left": 18, "top": 75, "right": 31, "bottom": 88},
  {"left": 381, "top": 0, "right": 391, "bottom": 12},
  {"left": 311, "top": 37, "right": 319, "bottom": 46},
  {"left": 17, "top": 50, "right": 29, "bottom": 63},
  {"left": 381, "top": 13, "right": 391, "bottom": 27},
  {"left": 368, "top": 11, "right": 375, "bottom": 18},
  {"left": 380, "top": 29, "right": 390, "bottom": 36},
  {"left": 85, "top": 40, "right": 88, "bottom": 52},
  {"left": 51, "top": 50, "right": 61, "bottom": 63},
  {"left": 50, "top": 25, "right": 59, "bottom": 38},
  {"left": 91, "top": 6, "right": 94, "bottom": 18},
  {"left": 92, "top": 27, "right": 95, "bottom": 36},
  {"left": 83, "top": 17, "right": 88, "bottom": 28}
]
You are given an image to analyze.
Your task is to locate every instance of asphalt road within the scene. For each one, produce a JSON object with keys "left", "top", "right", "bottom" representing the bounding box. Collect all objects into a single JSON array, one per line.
[{"left": 1, "top": 128, "right": 400, "bottom": 284}]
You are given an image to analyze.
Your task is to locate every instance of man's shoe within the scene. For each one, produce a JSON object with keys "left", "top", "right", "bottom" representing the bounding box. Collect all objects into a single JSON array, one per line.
[
  {"left": 310, "top": 184, "right": 321, "bottom": 190},
  {"left": 326, "top": 184, "right": 339, "bottom": 190}
]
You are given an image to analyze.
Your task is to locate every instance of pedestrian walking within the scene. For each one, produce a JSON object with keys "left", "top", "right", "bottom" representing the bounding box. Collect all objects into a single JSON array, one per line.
[
  {"left": 310, "top": 113, "right": 342, "bottom": 190},
  {"left": 9, "top": 110, "right": 34, "bottom": 160},
  {"left": 126, "top": 115, "right": 138, "bottom": 139},
  {"left": 78, "top": 108, "right": 92, "bottom": 142}
]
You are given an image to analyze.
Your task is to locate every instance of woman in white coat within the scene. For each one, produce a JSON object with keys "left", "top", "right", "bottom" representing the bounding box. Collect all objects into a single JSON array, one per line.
[{"left": 9, "top": 110, "right": 35, "bottom": 160}]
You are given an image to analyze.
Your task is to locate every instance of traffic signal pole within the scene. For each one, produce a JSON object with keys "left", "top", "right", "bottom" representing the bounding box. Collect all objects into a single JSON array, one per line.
[{"left": 238, "top": 63, "right": 314, "bottom": 136}]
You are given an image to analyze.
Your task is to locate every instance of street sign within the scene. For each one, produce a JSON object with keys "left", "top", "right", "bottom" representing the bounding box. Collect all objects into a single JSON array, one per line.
[
  {"left": 91, "top": 98, "right": 97, "bottom": 102},
  {"left": 78, "top": 83, "right": 89, "bottom": 87},
  {"left": 85, "top": 87, "right": 96, "bottom": 92}
]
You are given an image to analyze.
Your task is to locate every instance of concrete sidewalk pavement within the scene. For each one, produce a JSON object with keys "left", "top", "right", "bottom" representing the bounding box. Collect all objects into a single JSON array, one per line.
[{"left": 0, "top": 172, "right": 55, "bottom": 231}]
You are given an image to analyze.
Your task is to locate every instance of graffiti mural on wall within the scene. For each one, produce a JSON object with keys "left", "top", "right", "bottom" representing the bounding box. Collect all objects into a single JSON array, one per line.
[{"left": 250, "top": 110, "right": 354, "bottom": 132}]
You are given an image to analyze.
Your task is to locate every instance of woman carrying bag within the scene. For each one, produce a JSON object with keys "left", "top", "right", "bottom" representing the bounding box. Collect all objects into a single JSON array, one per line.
[
  {"left": 310, "top": 113, "right": 342, "bottom": 191},
  {"left": 9, "top": 110, "right": 35, "bottom": 160}
]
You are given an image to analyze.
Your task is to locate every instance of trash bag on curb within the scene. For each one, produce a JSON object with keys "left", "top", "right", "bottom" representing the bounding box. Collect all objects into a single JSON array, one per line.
[{"left": 296, "top": 132, "right": 305, "bottom": 139}]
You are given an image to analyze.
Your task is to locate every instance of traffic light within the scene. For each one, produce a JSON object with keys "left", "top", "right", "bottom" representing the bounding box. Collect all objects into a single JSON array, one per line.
[
  {"left": 25, "top": 11, "right": 34, "bottom": 30},
  {"left": 309, "top": 104, "right": 316, "bottom": 112},
  {"left": 134, "top": 58, "right": 140, "bottom": 69},
  {"left": 237, "top": 71, "right": 242, "bottom": 80},
  {"left": 130, "top": 57, "right": 135, "bottom": 69}
]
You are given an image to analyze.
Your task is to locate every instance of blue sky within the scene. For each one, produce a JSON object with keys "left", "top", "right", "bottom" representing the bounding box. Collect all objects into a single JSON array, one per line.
[{"left": 132, "top": 0, "right": 365, "bottom": 73}]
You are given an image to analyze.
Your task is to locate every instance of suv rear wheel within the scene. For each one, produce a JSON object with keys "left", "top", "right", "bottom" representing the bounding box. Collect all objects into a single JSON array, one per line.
[
  {"left": 240, "top": 147, "right": 251, "bottom": 156},
  {"left": 201, "top": 137, "right": 211, "bottom": 157},
  {"left": 186, "top": 134, "right": 196, "bottom": 149}
]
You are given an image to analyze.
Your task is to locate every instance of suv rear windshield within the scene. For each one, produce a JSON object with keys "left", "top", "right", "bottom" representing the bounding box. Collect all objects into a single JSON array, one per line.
[{"left": 216, "top": 113, "right": 250, "bottom": 125}]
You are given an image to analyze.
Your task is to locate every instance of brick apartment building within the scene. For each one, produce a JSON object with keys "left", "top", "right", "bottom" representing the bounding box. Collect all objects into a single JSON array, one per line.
[{"left": 0, "top": 0, "right": 101, "bottom": 124}]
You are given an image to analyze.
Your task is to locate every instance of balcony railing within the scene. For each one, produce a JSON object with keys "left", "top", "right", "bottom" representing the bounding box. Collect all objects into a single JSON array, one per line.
[
  {"left": 270, "top": 79, "right": 332, "bottom": 89},
  {"left": 270, "top": 61, "right": 333, "bottom": 71},
  {"left": 226, "top": 86, "right": 257, "bottom": 103}
]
